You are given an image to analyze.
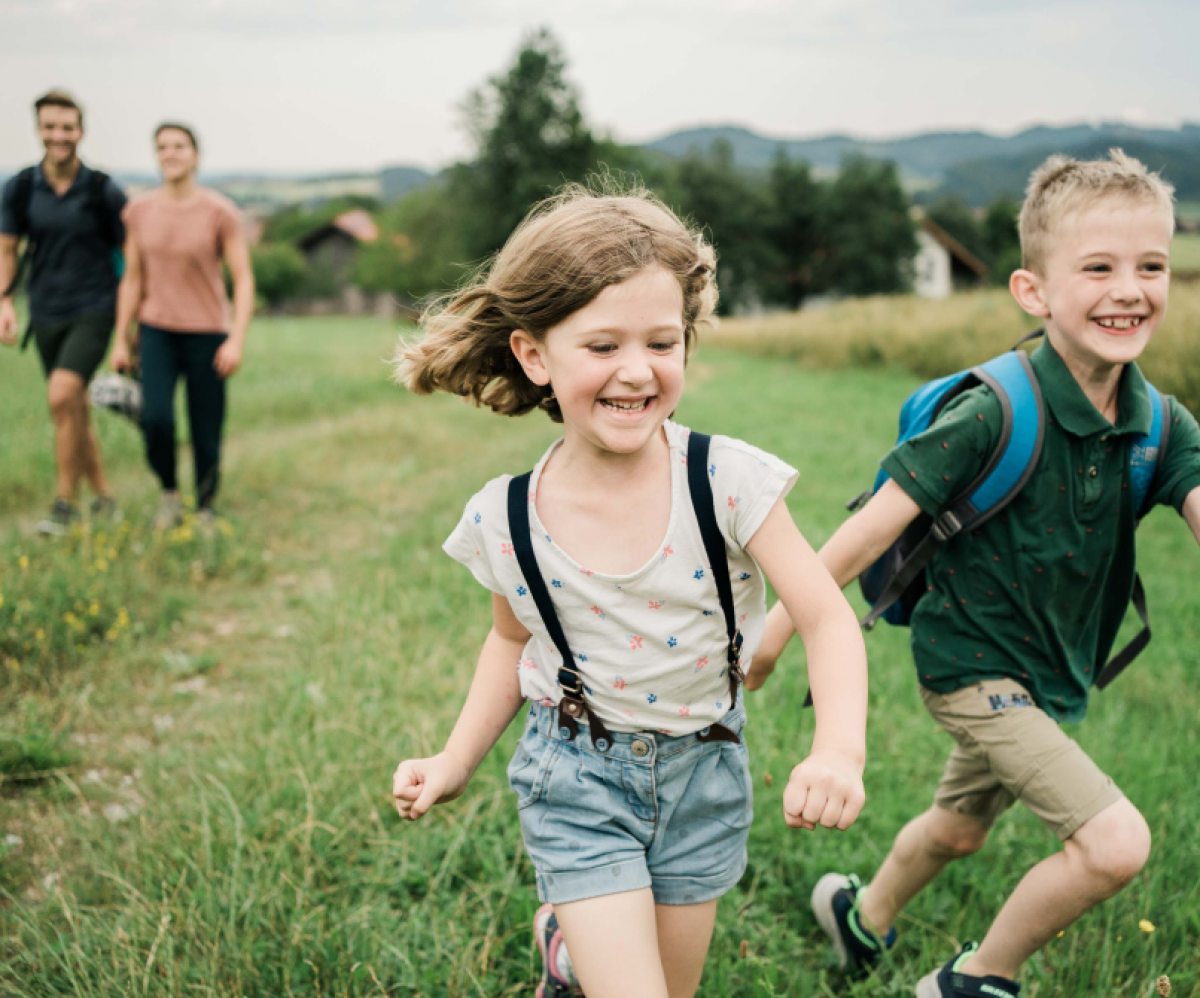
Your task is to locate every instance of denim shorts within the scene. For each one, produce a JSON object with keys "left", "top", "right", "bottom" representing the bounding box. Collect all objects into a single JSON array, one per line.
[{"left": 507, "top": 701, "right": 753, "bottom": 906}]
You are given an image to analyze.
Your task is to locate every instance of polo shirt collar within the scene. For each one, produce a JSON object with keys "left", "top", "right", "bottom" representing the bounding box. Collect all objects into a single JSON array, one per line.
[
  {"left": 35, "top": 159, "right": 90, "bottom": 195},
  {"left": 1029, "top": 337, "right": 1152, "bottom": 438}
]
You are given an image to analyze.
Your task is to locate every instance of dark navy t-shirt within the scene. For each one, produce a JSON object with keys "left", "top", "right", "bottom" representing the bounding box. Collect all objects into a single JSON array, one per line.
[{"left": 0, "top": 162, "right": 126, "bottom": 324}]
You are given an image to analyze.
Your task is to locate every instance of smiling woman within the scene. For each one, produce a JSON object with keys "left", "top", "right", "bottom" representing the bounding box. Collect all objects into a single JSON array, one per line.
[{"left": 111, "top": 121, "right": 255, "bottom": 527}]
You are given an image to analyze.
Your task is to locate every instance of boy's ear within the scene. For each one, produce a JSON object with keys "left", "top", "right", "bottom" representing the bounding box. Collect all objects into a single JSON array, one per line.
[
  {"left": 509, "top": 330, "right": 551, "bottom": 387},
  {"left": 1010, "top": 268, "right": 1051, "bottom": 319}
]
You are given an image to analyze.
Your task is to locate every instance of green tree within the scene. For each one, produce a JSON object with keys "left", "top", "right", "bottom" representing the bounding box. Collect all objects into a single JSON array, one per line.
[
  {"left": 352, "top": 181, "right": 475, "bottom": 304},
  {"left": 671, "top": 139, "right": 772, "bottom": 313},
  {"left": 454, "top": 28, "right": 599, "bottom": 256},
  {"left": 982, "top": 195, "right": 1022, "bottom": 283},
  {"left": 819, "top": 156, "right": 917, "bottom": 296},
  {"left": 250, "top": 243, "right": 308, "bottom": 307},
  {"left": 762, "top": 149, "right": 822, "bottom": 309}
]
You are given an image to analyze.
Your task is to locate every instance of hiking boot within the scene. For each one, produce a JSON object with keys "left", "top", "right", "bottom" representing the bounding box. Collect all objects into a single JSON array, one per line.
[
  {"left": 36, "top": 498, "right": 81, "bottom": 537},
  {"left": 915, "top": 942, "right": 1021, "bottom": 998},
  {"left": 534, "top": 903, "right": 583, "bottom": 997},
  {"left": 153, "top": 492, "right": 185, "bottom": 531},
  {"left": 197, "top": 508, "right": 217, "bottom": 537},
  {"left": 811, "top": 872, "right": 896, "bottom": 977},
  {"left": 89, "top": 495, "right": 123, "bottom": 524}
]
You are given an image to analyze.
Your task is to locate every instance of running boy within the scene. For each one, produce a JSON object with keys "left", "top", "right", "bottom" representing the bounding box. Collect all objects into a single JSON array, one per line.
[{"left": 748, "top": 150, "right": 1200, "bottom": 996}]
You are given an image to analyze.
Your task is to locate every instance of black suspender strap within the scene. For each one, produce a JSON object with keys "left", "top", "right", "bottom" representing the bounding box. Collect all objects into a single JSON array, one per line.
[
  {"left": 686, "top": 432, "right": 745, "bottom": 712},
  {"left": 507, "top": 472, "right": 613, "bottom": 750}
]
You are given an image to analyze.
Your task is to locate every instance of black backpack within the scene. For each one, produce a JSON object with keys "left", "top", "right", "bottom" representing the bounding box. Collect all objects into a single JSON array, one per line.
[{"left": 3, "top": 164, "right": 124, "bottom": 301}]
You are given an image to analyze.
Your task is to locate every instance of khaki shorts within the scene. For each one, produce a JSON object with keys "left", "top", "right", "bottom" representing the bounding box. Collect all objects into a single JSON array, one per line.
[{"left": 920, "top": 679, "right": 1123, "bottom": 841}]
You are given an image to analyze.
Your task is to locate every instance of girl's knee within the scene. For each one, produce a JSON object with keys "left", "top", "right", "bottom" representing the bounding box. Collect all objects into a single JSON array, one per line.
[
  {"left": 1070, "top": 800, "right": 1151, "bottom": 895},
  {"left": 924, "top": 809, "right": 989, "bottom": 859}
]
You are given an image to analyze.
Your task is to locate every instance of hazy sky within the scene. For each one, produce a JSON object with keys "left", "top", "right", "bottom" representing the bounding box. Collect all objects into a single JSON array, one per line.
[{"left": 2, "top": 0, "right": 1196, "bottom": 174}]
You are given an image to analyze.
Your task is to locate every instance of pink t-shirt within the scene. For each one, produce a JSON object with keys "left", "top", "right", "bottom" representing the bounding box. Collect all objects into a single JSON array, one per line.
[{"left": 124, "top": 187, "right": 240, "bottom": 333}]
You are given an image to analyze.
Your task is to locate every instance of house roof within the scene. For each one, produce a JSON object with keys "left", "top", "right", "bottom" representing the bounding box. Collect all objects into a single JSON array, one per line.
[
  {"left": 915, "top": 213, "right": 989, "bottom": 279},
  {"left": 297, "top": 208, "right": 380, "bottom": 250}
]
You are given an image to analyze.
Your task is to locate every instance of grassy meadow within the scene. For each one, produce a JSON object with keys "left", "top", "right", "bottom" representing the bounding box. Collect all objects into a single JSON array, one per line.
[{"left": 1, "top": 313, "right": 1198, "bottom": 997}]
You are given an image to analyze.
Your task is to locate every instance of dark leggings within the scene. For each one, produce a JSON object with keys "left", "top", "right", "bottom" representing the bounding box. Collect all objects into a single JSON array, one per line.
[{"left": 139, "top": 324, "right": 227, "bottom": 509}]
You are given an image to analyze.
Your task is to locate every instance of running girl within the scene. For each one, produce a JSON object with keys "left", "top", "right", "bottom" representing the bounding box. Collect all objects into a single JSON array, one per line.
[{"left": 391, "top": 185, "right": 867, "bottom": 998}]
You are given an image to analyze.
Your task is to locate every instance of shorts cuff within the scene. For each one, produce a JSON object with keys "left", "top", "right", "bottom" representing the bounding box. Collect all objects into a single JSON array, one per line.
[
  {"left": 1054, "top": 782, "right": 1125, "bottom": 841},
  {"left": 650, "top": 853, "right": 747, "bottom": 906},
  {"left": 536, "top": 859, "right": 652, "bottom": 905}
]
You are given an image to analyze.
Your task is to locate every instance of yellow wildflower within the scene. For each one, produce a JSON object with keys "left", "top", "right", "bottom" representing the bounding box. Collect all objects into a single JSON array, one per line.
[
  {"left": 19, "top": 555, "right": 29, "bottom": 569},
  {"left": 1140, "top": 919, "right": 1155, "bottom": 933},
  {"left": 0, "top": 593, "right": 4, "bottom": 607},
  {"left": 89, "top": 602, "right": 100, "bottom": 616},
  {"left": 35, "top": 628, "right": 45, "bottom": 641},
  {"left": 95, "top": 558, "right": 108, "bottom": 572}
]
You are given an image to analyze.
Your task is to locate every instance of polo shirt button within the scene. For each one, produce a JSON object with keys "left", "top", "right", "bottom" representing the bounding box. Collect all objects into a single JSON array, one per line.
[
  {"left": 631, "top": 739, "right": 650, "bottom": 757},
  {"left": 1088, "top": 466, "right": 1098, "bottom": 477}
]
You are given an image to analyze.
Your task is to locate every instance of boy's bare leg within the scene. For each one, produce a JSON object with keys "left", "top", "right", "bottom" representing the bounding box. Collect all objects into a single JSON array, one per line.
[
  {"left": 554, "top": 889, "right": 718, "bottom": 998},
  {"left": 960, "top": 798, "right": 1149, "bottom": 980},
  {"left": 859, "top": 807, "right": 989, "bottom": 936}
]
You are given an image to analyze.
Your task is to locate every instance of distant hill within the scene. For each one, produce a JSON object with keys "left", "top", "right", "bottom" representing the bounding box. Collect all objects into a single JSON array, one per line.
[{"left": 644, "top": 123, "right": 1200, "bottom": 204}]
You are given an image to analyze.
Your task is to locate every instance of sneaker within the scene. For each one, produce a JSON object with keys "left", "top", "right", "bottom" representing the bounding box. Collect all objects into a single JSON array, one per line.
[
  {"left": 915, "top": 942, "right": 1021, "bottom": 998},
  {"left": 534, "top": 903, "right": 583, "bottom": 997},
  {"left": 36, "top": 498, "right": 81, "bottom": 536},
  {"left": 153, "top": 493, "right": 185, "bottom": 531},
  {"left": 89, "top": 495, "right": 123, "bottom": 524},
  {"left": 811, "top": 872, "right": 896, "bottom": 977}
]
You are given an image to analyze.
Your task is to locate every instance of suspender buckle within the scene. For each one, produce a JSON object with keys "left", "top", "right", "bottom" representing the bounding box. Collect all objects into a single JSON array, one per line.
[
  {"left": 728, "top": 629, "right": 744, "bottom": 670},
  {"left": 557, "top": 666, "right": 583, "bottom": 696}
]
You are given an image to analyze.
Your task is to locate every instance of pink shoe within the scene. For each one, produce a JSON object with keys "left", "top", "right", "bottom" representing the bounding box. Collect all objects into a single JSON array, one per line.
[{"left": 534, "top": 903, "right": 583, "bottom": 996}]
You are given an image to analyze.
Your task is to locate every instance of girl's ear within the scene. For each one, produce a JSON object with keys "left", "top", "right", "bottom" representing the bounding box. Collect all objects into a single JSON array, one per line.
[
  {"left": 510, "top": 330, "right": 551, "bottom": 387},
  {"left": 1009, "top": 268, "right": 1051, "bottom": 319}
]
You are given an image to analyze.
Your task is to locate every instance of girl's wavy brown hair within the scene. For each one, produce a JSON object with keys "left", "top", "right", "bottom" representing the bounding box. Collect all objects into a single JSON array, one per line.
[{"left": 395, "top": 182, "right": 718, "bottom": 422}]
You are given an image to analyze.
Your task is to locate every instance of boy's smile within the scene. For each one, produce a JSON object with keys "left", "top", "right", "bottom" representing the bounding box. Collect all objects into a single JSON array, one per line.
[{"left": 1013, "top": 202, "right": 1172, "bottom": 375}]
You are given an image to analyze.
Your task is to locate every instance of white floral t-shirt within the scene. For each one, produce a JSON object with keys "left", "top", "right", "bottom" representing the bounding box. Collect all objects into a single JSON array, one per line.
[{"left": 443, "top": 421, "right": 799, "bottom": 735}]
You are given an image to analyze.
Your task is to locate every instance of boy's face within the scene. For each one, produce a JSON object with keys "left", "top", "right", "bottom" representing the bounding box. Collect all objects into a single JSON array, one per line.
[{"left": 1012, "top": 202, "right": 1172, "bottom": 371}]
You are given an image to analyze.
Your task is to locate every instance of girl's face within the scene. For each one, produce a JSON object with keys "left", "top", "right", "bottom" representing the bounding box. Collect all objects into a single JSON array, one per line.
[{"left": 512, "top": 264, "right": 687, "bottom": 457}]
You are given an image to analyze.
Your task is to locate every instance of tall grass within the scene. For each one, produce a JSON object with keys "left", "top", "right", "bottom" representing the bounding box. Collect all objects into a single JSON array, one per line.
[
  {"left": 0, "top": 319, "right": 1197, "bottom": 996},
  {"left": 709, "top": 284, "right": 1200, "bottom": 415}
]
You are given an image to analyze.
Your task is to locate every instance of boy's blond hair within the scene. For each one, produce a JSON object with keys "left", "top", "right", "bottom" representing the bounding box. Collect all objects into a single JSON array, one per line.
[
  {"left": 1019, "top": 148, "right": 1175, "bottom": 274},
  {"left": 395, "top": 182, "right": 717, "bottom": 423}
]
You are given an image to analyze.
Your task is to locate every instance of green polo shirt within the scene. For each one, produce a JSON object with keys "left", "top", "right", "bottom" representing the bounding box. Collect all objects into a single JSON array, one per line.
[{"left": 881, "top": 339, "right": 1200, "bottom": 722}]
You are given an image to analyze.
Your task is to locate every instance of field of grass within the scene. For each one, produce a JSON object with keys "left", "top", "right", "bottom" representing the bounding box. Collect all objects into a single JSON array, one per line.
[
  {"left": 2, "top": 317, "right": 1198, "bottom": 996},
  {"left": 710, "top": 284, "right": 1200, "bottom": 418}
]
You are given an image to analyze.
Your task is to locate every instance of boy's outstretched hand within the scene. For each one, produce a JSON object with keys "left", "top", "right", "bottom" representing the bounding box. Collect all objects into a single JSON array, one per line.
[
  {"left": 392, "top": 751, "right": 472, "bottom": 821},
  {"left": 783, "top": 748, "right": 865, "bottom": 832}
]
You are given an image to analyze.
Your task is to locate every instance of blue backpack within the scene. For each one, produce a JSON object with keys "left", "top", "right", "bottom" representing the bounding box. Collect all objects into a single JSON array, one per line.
[{"left": 852, "top": 331, "right": 1172, "bottom": 689}]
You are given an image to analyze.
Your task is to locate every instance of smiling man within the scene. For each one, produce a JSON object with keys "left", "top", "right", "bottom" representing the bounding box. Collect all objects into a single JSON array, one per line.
[{"left": 1, "top": 90, "right": 127, "bottom": 534}]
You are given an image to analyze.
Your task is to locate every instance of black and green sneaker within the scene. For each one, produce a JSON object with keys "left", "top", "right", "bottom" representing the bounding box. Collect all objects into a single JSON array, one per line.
[
  {"left": 36, "top": 498, "right": 81, "bottom": 537},
  {"left": 915, "top": 942, "right": 1021, "bottom": 998},
  {"left": 811, "top": 872, "right": 896, "bottom": 976}
]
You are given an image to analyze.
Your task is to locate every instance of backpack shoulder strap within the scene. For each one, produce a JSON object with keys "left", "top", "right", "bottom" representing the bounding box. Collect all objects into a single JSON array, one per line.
[
  {"left": 1131, "top": 385, "right": 1170, "bottom": 518},
  {"left": 859, "top": 349, "right": 1045, "bottom": 631},
  {"left": 686, "top": 432, "right": 746, "bottom": 711},
  {"left": 10, "top": 166, "right": 37, "bottom": 234},
  {"left": 85, "top": 168, "right": 122, "bottom": 247},
  {"left": 506, "top": 472, "right": 612, "bottom": 750}
]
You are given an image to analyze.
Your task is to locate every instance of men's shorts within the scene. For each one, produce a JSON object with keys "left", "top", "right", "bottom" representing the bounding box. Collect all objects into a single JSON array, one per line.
[
  {"left": 30, "top": 311, "right": 114, "bottom": 383},
  {"left": 920, "top": 678, "right": 1123, "bottom": 841},
  {"left": 509, "top": 702, "right": 752, "bottom": 906}
]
